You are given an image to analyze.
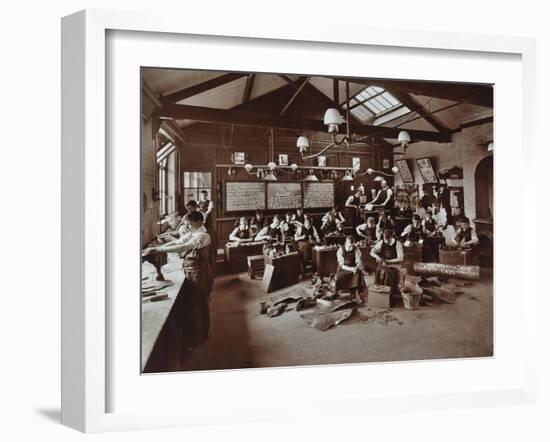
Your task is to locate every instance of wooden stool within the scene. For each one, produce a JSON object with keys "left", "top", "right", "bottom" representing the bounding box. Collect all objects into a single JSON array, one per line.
[{"left": 247, "top": 255, "right": 265, "bottom": 279}]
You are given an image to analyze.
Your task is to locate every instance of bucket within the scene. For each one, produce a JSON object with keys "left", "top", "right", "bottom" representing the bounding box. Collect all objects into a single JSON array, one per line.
[{"left": 401, "top": 281, "right": 422, "bottom": 310}]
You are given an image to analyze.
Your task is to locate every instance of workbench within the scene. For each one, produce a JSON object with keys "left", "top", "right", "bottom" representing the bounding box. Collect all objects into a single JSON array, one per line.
[
  {"left": 264, "top": 251, "right": 301, "bottom": 291},
  {"left": 224, "top": 240, "right": 266, "bottom": 273},
  {"left": 141, "top": 255, "right": 185, "bottom": 372}
]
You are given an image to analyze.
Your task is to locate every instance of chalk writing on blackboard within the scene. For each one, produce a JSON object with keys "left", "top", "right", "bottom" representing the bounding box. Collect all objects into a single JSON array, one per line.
[
  {"left": 267, "top": 182, "right": 302, "bottom": 209},
  {"left": 303, "top": 182, "right": 334, "bottom": 208},
  {"left": 225, "top": 182, "right": 266, "bottom": 211}
]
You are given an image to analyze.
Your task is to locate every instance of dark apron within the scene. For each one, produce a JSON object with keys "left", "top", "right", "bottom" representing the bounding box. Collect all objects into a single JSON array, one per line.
[
  {"left": 375, "top": 240, "right": 401, "bottom": 293},
  {"left": 178, "top": 244, "right": 214, "bottom": 346},
  {"left": 336, "top": 248, "right": 365, "bottom": 290},
  {"left": 297, "top": 226, "right": 315, "bottom": 267}
]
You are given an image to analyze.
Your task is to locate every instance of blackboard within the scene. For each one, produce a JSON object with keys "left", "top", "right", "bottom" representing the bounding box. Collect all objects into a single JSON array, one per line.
[
  {"left": 225, "top": 182, "right": 266, "bottom": 212},
  {"left": 303, "top": 182, "right": 335, "bottom": 208},
  {"left": 266, "top": 182, "right": 302, "bottom": 210}
]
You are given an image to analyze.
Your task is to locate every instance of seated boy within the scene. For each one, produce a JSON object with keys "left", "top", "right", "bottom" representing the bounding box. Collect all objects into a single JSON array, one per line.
[
  {"left": 401, "top": 214, "right": 425, "bottom": 246},
  {"left": 228, "top": 217, "right": 253, "bottom": 244},
  {"left": 335, "top": 235, "right": 366, "bottom": 302},
  {"left": 370, "top": 228, "right": 404, "bottom": 294},
  {"left": 451, "top": 216, "right": 479, "bottom": 248},
  {"left": 356, "top": 216, "right": 379, "bottom": 243}
]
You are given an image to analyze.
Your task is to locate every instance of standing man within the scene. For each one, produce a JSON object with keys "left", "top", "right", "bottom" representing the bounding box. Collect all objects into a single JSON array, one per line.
[
  {"left": 368, "top": 180, "right": 394, "bottom": 209},
  {"left": 143, "top": 211, "right": 214, "bottom": 346},
  {"left": 198, "top": 190, "right": 214, "bottom": 229},
  {"left": 345, "top": 189, "right": 363, "bottom": 209}
]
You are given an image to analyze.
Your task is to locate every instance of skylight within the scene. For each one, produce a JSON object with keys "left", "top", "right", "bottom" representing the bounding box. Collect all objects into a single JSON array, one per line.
[{"left": 342, "top": 85, "right": 408, "bottom": 124}]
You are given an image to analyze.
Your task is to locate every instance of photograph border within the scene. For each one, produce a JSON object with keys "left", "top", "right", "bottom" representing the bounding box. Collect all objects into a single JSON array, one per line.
[{"left": 61, "top": 9, "right": 537, "bottom": 433}]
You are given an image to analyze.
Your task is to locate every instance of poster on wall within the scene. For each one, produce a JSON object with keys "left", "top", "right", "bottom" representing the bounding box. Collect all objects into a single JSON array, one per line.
[
  {"left": 395, "top": 159, "right": 414, "bottom": 183},
  {"left": 416, "top": 157, "right": 438, "bottom": 184}
]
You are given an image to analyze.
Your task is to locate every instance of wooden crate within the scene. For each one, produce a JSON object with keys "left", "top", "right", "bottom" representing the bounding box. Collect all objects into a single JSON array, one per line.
[
  {"left": 264, "top": 252, "right": 301, "bottom": 291},
  {"left": 247, "top": 255, "right": 265, "bottom": 279},
  {"left": 312, "top": 246, "right": 338, "bottom": 277},
  {"left": 439, "top": 248, "right": 475, "bottom": 266}
]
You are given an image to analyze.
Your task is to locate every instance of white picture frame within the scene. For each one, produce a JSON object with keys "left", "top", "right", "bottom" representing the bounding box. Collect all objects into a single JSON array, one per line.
[{"left": 61, "top": 9, "right": 537, "bottom": 433}]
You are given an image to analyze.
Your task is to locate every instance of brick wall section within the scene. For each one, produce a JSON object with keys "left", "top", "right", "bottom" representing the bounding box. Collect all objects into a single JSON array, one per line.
[
  {"left": 394, "top": 122, "right": 493, "bottom": 221},
  {"left": 456, "top": 123, "right": 493, "bottom": 221}
]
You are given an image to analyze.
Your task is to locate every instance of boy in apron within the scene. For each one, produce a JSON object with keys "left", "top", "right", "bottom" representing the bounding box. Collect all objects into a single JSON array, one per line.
[{"left": 335, "top": 235, "right": 366, "bottom": 302}]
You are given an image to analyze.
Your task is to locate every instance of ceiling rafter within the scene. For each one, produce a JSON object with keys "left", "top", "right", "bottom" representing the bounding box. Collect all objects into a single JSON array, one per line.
[
  {"left": 242, "top": 74, "right": 256, "bottom": 105},
  {"left": 385, "top": 88, "right": 451, "bottom": 134},
  {"left": 155, "top": 103, "right": 451, "bottom": 142},
  {"left": 334, "top": 77, "right": 493, "bottom": 108},
  {"left": 160, "top": 73, "right": 248, "bottom": 104}
]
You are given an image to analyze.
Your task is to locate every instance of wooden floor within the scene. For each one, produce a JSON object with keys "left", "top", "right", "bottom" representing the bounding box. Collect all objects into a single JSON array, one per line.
[{"left": 178, "top": 270, "right": 494, "bottom": 372}]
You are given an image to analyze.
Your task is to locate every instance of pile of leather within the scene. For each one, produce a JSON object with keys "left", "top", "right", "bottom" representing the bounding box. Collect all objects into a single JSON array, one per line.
[
  {"left": 259, "top": 273, "right": 361, "bottom": 331},
  {"left": 417, "top": 276, "right": 473, "bottom": 305}
]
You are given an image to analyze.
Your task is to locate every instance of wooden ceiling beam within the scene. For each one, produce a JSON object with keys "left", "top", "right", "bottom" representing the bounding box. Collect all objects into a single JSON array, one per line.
[
  {"left": 385, "top": 88, "right": 451, "bottom": 134},
  {"left": 242, "top": 74, "right": 256, "bottom": 105},
  {"left": 160, "top": 73, "right": 248, "bottom": 104},
  {"left": 280, "top": 76, "right": 311, "bottom": 116},
  {"left": 155, "top": 103, "right": 451, "bottom": 142},
  {"left": 336, "top": 77, "right": 493, "bottom": 108}
]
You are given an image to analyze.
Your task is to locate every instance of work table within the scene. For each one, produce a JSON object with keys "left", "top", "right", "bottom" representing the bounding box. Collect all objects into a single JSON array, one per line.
[{"left": 141, "top": 255, "right": 185, "bottom": 371}]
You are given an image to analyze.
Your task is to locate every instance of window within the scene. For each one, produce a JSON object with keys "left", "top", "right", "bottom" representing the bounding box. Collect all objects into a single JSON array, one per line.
[
  {"left": 158, "top": 152, "right": 177, "bottom": 216},
  {"left": 342, "top": 85, "right": 409, "bottom": 124},
  {"left": 183, "top": 171, "right": 212, "bottom": 206}
]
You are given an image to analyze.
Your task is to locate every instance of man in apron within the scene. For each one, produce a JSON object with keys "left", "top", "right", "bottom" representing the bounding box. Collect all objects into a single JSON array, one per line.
[
  {"left": 335, "top": 235, "right": 366, "bottom": 302},
  {"left": 401, "top": 214, "right": 425, "bottom": 245},
  {"left": 452, "top": 216, "right": 479, "bottom": 248},
  {"left": 228, "top": 216, "right": 252, "bottom": 244},
  {"left": 295, "top": 215, "right": 320, "bottom": 276},
  {"left": 367, "top": 180, "right": 394, "bottom": 210},
  {"left": 356, "top": 216, "right": 379, "bottom": 243},
  {"left": 143, "top": 210, "right": 214, "bottom": 347},
  {"left": 370, "top": 227, "right": 404, "bottom": 294}
]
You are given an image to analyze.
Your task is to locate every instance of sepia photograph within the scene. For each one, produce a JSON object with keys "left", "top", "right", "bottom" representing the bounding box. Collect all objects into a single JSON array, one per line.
[{"left": 140, "top": 69, "right": 494, "bottom": 374}]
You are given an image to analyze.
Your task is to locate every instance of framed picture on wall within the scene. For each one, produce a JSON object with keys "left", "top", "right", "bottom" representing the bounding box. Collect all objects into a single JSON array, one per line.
[
  {"left": 278, "top": 154, "right": 289, "bottom": 166},
  {"left": 382, "top": 158, "right": 390, "bottom": 169},
  {"left": 317, "top": 155, "right": 327, "bottom": 167},
  {"left": 395, "top": 159, "right": 414, "bottom": 183},
  {"left": 233, "top": 152, "right": 246, "bottom": 164},
  {"left": 416, "top": 157, "right": 438, "bottom": 184},
  {"left": 352, "top": 157, "right": 361, "bottom": 171}
]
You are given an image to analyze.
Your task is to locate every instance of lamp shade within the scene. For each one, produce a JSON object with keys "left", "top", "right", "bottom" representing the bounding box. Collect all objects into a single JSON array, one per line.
[
  {"left": 304, "top": 170, "right": 319, "bottom": 181},
  {"left": 391, "top": 166, "right": 399, "bottom": 174},
  {"left": 323, "top": 108, "right": 344, "bottom": 126},
  {"left": 373, "top": 175, "right": 384, "bottom": 182},
  {"left": 267, "top": 161, "right": 277, "bottom": 171},
  {"left": 341, "top": 171, "right": 354, "bottom": 181},
  {"left": 296, "top": 136, "right": 309, "bottom": 149},
  {"left": 263, "top": 171, "right": 278, "bottom": 181},
  {"left": 398, "top": 130, "right": 411, "bottom": 145}
]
